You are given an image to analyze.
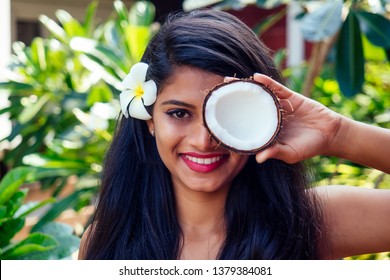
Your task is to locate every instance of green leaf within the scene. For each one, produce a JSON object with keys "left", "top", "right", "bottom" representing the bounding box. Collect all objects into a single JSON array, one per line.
[
  {"left": 69, "top": 36, "right": 96, "bottom": 52},
  {"left": 4, "top": 121, "right": 49, "bottom": 167},
  {"left": 0, "top": 232, "right": 58, "bottom": 260},
  {"left": 87, "top": 82, "right": 114, "bottom": 106},
  {"left": 125, "top": 25, "right": 151, "bottom": 62},
  {"left": 34, "top": 222, "right": 80, "bottom": 259},
  {"left": 64, "top": 72, "right": 74, "bottom": 90},
  {"left": 12, "top": 41, "right": 28, "bottom": 63},
  {"left": 300, "top": 0, "right": 343, "bottom": 42},
  {"left": 56, "top": 10, "right": 85, "bottom": 37},
  {"left": 13, "top": 198, "right": 55, "bottom": 219},
  {"left": 83, "top": 1, "right": 98, "bottom": 36},
  {"left": 30, "top": 38, "right": 47, "bottom": 71},
  {"left": 0, "top": 81, "right": 34, "bottom": 92},
  {"left": 95, "top": 45, "right": 128, "bottom": 73},
  {"left": 0, "top": 218, "right": 25, "bottom": 247},
  {"left": 5, "top": 190, "right": 28, "bottom": 218},
  {"left": 39, "top": 15, "right": 68, "bottom": 43},
  {"left": 273, "top": 48, "right": 286, "bottom": 69},
  {"left": 38, "top": 222, "right": 73, "bottom": 237},
  {"left": 70, "top": 37, "right": 127, "bottom": 74},
  {"left": 356, "top": 11, "right": 390, "bottom": 48},
  {"left": 0, "top": 106, "right": 13, "bottom": 116},
  {"left": 0, "top": 206, "right": 6, "bottom": 220},
  {"left": 78, "top": 54, "right": 122, "bottom": 89},
  {"left": 129, "top": 1, "right": 156, "bottom": 26},
  {"left": 386, "top": 48, "right": 390, "bottom": 61},
  {"left": 114, "top": 0, "right": 129, "bottom": 24},
  {"left": 0, "top": 167, "right": 33, "bottom": 205},
  {"left": 27, "top": 168, "right": 79, "bottom": 181},
  {"left": 362, "top": 35, "right": 387, "bottom": 61},
  {"left": 22, "top": 153, "right": 89, "bottom": 169},
  {"left": 18, "top": 94, "right": 50, "bottom": 124},
  {"left": 32, "top": 187, "right": 95, "bottom": 231},
  {"left": 253, "top": 8, "right": 286, "bottom": 35},
  {"left": 103, "top": 20, "right": 120, "bottom": 49},
  {"left": 335, "top": 11, "right": 365, "bottom": 97},
  {"left": 4, "top": 121, "right": 28, "bottom": 142}
]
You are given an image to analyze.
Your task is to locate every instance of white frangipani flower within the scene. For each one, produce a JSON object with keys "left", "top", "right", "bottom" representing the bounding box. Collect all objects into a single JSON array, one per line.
[{"left": 120, "top": 62, "right": 157, "bottom": 120}]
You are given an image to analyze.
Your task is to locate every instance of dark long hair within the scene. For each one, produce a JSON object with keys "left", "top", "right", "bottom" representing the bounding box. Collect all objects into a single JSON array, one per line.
[{"left": 85, "top": 10, "right": 323, "bottom": 259}]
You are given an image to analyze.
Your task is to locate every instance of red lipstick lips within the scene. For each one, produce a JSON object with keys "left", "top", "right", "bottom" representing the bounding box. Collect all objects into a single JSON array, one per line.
[{"left": 181, "top": 153, "right": 228, "bottom": 173}]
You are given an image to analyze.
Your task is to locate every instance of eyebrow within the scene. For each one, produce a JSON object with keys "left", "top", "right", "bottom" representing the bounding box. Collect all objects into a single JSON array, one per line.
[{"left": 160, "top": 100, "right": 196, "bottom": 109}]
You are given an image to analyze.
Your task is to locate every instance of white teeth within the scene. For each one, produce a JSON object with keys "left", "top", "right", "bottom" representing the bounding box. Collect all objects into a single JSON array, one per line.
[{"left": 185, "top": 155, "right": 223, "bottom": 165}]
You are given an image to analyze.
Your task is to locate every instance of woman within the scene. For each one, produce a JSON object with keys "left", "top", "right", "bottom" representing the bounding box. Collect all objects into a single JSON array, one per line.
[{"left": 79, "top": 10, "right": 390, "bottom": 260}]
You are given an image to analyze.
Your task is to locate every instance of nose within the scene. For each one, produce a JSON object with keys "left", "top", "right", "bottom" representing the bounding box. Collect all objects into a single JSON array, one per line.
[{"left": 189, "top": 123, "right": 218, "bottom": 151}]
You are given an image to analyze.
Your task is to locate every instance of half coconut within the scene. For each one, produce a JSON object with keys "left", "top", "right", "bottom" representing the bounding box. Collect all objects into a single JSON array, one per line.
[{"left": 203, "top": 79, "right": 282, "bottom": 154}]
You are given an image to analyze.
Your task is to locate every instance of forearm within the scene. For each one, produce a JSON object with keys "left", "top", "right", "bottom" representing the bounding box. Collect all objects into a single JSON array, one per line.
[
  {"left": 327, "top": 116, "right": 390, "bottom": 174},
  {"left": 316, "top": 185, "right": 390, "bottom": 259}
]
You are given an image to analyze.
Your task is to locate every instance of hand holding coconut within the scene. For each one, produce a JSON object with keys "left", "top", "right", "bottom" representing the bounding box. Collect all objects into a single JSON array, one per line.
[
  {"left": 250, "top": 73, "right": 344, "bottom": 164},
  {"left": 251, "top": 74, "right": 390, "bottom": 174}
]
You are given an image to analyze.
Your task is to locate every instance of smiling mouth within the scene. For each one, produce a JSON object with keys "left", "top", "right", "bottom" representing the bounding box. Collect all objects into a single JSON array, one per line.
[
  {"left": 185, "top": 155, "right": 224, "bottom": 165},
  {"left": 181, "top": 153, "right": 228, "bottom": 173}
]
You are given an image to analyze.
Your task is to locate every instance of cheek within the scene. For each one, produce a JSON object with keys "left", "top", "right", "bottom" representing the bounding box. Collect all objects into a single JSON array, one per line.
[
  {"left": 230, "top": 154, "right": 249, "bottom": 174},
  {"left": 153, "top": 112, "right": 194, "bottom": 147},
  {"left": 153, "top": 118, "right": 185, "bottom": 157},
  {"left": 154, "top": 134, "right": 174, "bottom": 171},
  {"left": 153, "top": 113, "right": 172, "bottom": 138}
]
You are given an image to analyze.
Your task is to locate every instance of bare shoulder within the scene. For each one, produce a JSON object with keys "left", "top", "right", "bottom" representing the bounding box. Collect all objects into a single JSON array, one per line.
[
  {"left": 78, "top": 224, "right": 93, "bottom": 260},
  {"left": 313, "top": 185, "right": 390, "bottom": 259}
]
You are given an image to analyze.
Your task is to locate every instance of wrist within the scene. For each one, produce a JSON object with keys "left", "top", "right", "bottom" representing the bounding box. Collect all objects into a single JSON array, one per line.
[{"left": 324, "top": 114, "right": 353, "bottom": 158}]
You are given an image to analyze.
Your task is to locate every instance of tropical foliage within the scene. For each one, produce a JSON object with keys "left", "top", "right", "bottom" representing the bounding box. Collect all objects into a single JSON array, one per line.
[
  {"left": 0, "top": 167, "right": 79, "bottom": 259},
  {"left": 0, "top": 0, "right": 156, "bottom": 259}
]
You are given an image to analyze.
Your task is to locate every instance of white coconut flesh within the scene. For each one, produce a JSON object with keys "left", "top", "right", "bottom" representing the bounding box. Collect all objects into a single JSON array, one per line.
[{"left": 203, "top": 80, "right": 281, "bottom": 153}]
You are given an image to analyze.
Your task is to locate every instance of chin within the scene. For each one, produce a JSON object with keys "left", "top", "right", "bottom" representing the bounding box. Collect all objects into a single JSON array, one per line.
[{"left": 182, "top": 178, "right": 231, "bottom": 194}]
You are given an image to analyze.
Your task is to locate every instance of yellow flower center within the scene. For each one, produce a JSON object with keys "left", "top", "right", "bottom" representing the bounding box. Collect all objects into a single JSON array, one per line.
[{"left": 135, "top": 85, "right": 144, "bottom": 98}]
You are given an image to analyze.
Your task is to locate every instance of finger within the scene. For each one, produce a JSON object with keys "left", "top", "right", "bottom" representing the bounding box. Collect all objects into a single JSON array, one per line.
[
  {"left": 256, "top": 142, "right": 299, "bottom": 164},
  {"left": 253, "top": 73, "right": 294, "bottom": 99},
  {"left": 255, "top": 144, "right": 279, "bottom": 164},
  {"left": 279, "top": 98, "right": 296, "bottom": 115}
]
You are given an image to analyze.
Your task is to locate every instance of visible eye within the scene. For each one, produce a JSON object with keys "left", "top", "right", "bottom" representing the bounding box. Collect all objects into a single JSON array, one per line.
[{"left": 166, "top": 109, "right": 191, "bottom": 119}]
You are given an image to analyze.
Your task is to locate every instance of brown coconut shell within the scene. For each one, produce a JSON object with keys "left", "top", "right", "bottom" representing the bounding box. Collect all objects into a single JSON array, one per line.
[{"left": 202, "top": 79, "right": 282, "bottom": 154}]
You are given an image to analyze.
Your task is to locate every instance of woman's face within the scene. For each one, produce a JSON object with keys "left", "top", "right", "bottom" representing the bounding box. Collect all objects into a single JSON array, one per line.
[{"left": 147, "top": 66, "right": 248, "bottom": 194}]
